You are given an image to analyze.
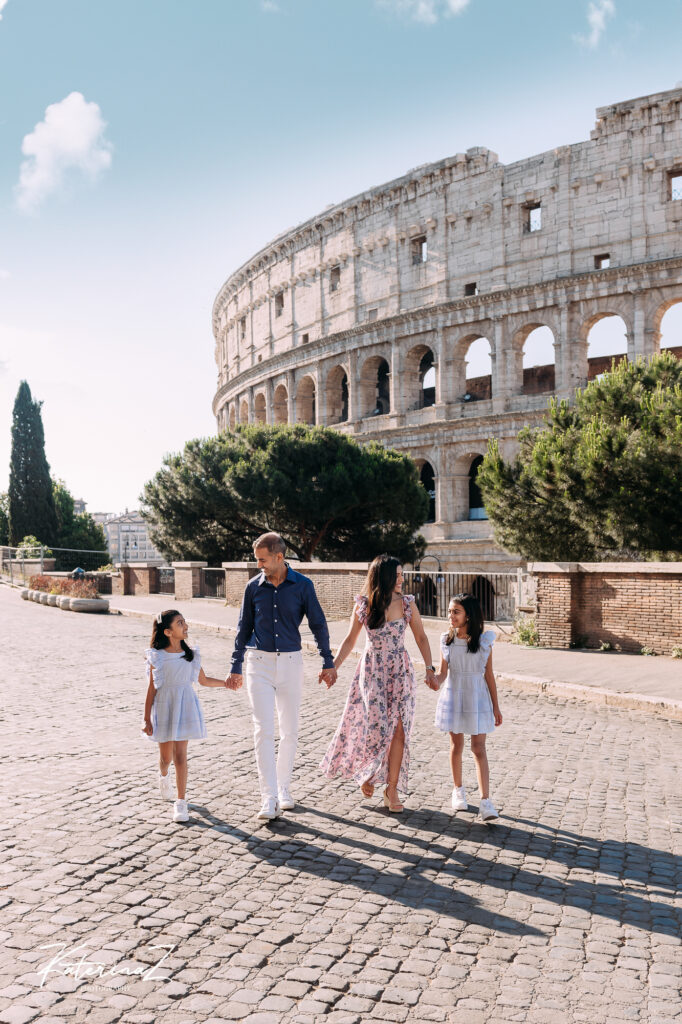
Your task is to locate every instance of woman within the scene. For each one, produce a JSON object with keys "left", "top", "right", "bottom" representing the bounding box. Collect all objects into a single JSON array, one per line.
[{"left": 320, "top": 554, "right": 438, "bottom": 811}]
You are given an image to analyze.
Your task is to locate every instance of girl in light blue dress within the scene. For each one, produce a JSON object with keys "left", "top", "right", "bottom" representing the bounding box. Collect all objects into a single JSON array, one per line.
[
  {"left": 434, "top": 593, "right": 503, "bottom": 822},
  {"left": 142, "top": 609, "right": 232, "bottom": 822}
]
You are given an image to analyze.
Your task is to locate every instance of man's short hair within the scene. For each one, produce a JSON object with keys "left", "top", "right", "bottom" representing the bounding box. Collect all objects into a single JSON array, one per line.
[{"left": 253, "top": 532, "right": 286, "bottom": 556}]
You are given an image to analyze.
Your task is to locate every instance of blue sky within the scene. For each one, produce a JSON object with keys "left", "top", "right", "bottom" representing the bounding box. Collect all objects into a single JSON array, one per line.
[{"left": 1, "top": 0, "right": 681, "bottom": 513}]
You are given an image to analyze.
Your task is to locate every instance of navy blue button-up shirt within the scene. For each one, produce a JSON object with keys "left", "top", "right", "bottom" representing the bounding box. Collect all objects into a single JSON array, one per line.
[{"left": 230, "top": 564, "right": 334, "bottom": 673}]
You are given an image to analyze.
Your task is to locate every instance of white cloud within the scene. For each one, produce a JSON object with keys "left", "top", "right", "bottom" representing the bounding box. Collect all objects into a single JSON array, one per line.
[
  {"left": 15, "top": 92, "right": 112, "bottom": 214},
  {"left": 377, "top": 0, "right": 470, "bottom": 25},
  {"left": 261, "top": 0, "right": 279, "bottom": 11},
  {"left": 575, "top": 0, "right": 615, "bottom": 48},
  {"left": 0, "top": 1, "right": 9, "bottom": 20}
]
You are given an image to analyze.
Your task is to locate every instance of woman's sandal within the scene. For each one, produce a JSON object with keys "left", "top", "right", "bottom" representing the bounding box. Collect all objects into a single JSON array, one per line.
[
  {"left": 360, "top": 781, "right": 375, "bottom": 799},
  {"left": 383, "top": 787, "right": 404, "bottom": 813}
]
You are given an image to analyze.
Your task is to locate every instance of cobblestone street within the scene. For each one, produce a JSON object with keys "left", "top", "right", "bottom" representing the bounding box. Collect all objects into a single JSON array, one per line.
[{"left": 1, "top": 586, "right": 681, "bottom": 1024}]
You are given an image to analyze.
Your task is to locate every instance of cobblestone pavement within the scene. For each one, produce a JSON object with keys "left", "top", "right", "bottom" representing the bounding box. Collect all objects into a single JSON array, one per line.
[{"left": 2, "top": 586, "right": 681, "bottom": 1024}]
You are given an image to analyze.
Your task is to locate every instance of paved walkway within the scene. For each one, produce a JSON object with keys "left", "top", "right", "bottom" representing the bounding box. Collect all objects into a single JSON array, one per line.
[
  {"left": 106, "top": 595, "right": 682, "bottom": 720},
  {"left": 2, "top": 584, "right": 681, "bottom": 1024}
]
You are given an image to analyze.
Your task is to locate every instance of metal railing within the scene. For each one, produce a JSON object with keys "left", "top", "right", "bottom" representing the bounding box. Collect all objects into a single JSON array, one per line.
[
  {"left": 202, "top": 568, "right": 226, "bottom": 599},
  {"left": 158, "top": 568, "right": 175, "bottom": 595},
  {"left": 0, "top": 545, "right": 111, "bottom": 583},
  {"left": 403, "top": 569, "right": 531, "bottom": 622}
]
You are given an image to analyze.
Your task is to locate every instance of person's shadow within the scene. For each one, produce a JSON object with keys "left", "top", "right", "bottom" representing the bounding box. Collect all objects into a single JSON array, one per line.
[{"left": 188, "top": 801, "right": 678, "bottom": 937}]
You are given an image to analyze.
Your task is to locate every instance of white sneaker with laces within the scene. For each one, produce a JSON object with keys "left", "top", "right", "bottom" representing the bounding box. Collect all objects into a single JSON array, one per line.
[
  {"left": 479, "top": 797, "right": 499, "bottom": 821},
  {"left": 173, "top": 799, "right": 189, "bottom": 823},
  {"left": 159, "top": 771, "right": 174, "bottom": 801},
  {"left": 257, "top": 797, "right": 280, "bottom": 820},
  {"left": 278, "top": 789, "right": 295, "bottom": 811},
  {"left": 451, "top": 786, "right": 468, "bottom": 812}
]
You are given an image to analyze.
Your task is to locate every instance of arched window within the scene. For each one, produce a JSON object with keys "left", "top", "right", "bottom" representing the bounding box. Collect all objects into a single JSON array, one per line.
[
  {"left": 468, "top": 455, "right": 487, "bottom": 520},
  {"left": 659, "top": 301, "right": 682, "bottom": 355},
  {"left": 464, "top": 338, "right": 492, "bottom": 401},
  {"left": 326, "top": 366, "right": 349, "bottom": 424},
  {"left": 587, "top": 315, "right": 628, "bottom": 380},
  {"left": 522, "top": 326, "right": 556, "bottom": 394},
  {"left": 360, "top": 356, "right": 391, "bottom": 417},
  {"left": 296, "top": 376, "right": 316, "bottom": 425},
  {"left": 239, "top": 400, "right": 249, "bottom": 424},
  {"left": 420, "top": 462, "right": 436, "bottom": 522},
  {"left": 254, "top": 393, "right": 266, "bottom": 424},
  {"left": 273, "top": 384, "right": 288, "bottom": 424},
  {"left": 419, "top": 351, "right": 436, "bottom": 408},
  {"left": 229, "top": 405, "right": 236, "bottom": 431},
  {"left": 375, "top": 359, "right": 390, "bottom": 415}
]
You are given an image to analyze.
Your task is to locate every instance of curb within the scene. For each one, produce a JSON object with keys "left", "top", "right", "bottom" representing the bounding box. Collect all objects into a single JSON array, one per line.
[
  {"left": 113, "top": 604, "right": 682, "bottom": 722},
  {"left": 495, "top": 671, "right": 682, "bottom": 722}
]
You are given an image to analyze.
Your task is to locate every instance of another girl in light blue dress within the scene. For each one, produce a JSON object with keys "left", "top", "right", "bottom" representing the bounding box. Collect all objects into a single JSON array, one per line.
[
  {"left": 434, "top": 593, "right": 503, "bottom": 822},
  {"left": 142, "top": 609, "right": 233, "bottom": 823}
]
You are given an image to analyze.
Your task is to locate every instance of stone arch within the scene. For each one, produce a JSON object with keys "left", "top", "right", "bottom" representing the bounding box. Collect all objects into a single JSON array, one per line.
[
  {"left": 273, "top": 383, "right": 288, "bottom": 423},
  {"left": 515, "top": 323, "right": 557, "bottom": 395},
  {"left": 652, "top": 296, "right": 682, "bottom": 356},
  {"left": 325, "top": 364, "right": 349, "bottom": 424},
  {"left": 296, "top": 374, "right": 316, "bottom": 425},
  {"left": 359, "top": 354, "right": 390, "bottom": 417},
  {"left": 462, "top": 335, "right": 492, "bottom": 401},
  {"left": 254, "top": 392, "right": 266, "bottom": 424},
  {"left": 229, "top": 404, "right": 236, "bottom": 431},
  {"left": 404, "top": 342, "right": 436, "bottom": 410},
  {"left": 583, "top": 312, "right": 629, "bottom": 381},
  {"left": 239, "top": 399, "right": 249, "bottom": 423},
  {"left": 415, "top": 459, "right": 437, "bottom": 523},
  {"left": 468, "top": 454, "right": 487, "bottom": 520}
]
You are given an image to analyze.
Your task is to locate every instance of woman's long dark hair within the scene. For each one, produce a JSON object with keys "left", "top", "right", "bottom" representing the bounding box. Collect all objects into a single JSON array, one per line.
[
  {"left": 445, "top": 593, "right": 483, "bottom": 654},
  {"left": 150, "top": 609, "right": 194, "bottom": 661},
  {"left": 365, "top": 554, "right": 401, "bottom": 630}
]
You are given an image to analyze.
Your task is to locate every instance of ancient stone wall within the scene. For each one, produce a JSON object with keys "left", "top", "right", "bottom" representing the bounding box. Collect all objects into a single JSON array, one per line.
[{"left": 212, "top": 89, "right": 682, "bottom": 570}]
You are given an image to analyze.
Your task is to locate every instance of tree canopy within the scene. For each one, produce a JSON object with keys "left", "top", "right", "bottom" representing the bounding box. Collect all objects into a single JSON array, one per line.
[
  {"left": 141, "top": 424, "right": 429, "bottom": 563},
  {"left": 8, "top": 381, "right": 58, "bottom": 546},
  {"left": 52, "top": 479, "right": 108, "bottom": 557},
  {"left": 477, "top": 351, "right": 682, "bottom": 561}
]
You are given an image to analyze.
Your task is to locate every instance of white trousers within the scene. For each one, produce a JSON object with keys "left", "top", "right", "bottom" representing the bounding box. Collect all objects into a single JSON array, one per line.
[{"left": 245, "top": 650, "right": 304, "bottom": 801}]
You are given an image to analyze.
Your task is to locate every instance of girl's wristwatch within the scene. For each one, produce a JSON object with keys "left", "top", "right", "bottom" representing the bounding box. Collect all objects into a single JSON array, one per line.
[{"left": 425, "top": 665, "right": 435, "bottom": 672}]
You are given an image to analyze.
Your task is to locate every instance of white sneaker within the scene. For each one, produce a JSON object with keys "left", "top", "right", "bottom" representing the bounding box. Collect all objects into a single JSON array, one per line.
[
  {"left": 159, "top": 771, "right": 174, "bottom": 801},
  {"left": 173, "top": 799, "right": 189, "bottom": 823},
  {"left": 451, "top": 786, "right": 468, "bottom": 812},
  {"left": 479, "top": 797, "right": 499, "bottom": 821},
  {"left": 278, "top": 789, "right": 295, "bottom": 811},
  {"left": 257, "top": 797, "right": 280, "bottom": 820}
]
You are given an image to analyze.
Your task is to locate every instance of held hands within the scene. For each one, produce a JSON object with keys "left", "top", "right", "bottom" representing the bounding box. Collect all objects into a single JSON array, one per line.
[
  {"left": 424, "top": 669, "right": 440, "bottom": 692},
  {"left": 318, "top": 667, "right": 337, "bottom": 689},
  {"left": 224, "top": 674, "right": 244, "bottom": 690}
]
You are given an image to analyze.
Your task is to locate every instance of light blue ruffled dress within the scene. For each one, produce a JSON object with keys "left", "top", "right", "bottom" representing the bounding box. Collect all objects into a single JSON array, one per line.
[
  {"left": 145, "top": 647, "right": 207, "bottom": 743},
  {"left": 434, "top": 630, "right": 496, "bottom": 735}
]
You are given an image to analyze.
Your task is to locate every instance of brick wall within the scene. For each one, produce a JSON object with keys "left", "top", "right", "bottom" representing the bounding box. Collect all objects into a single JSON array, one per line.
[
  {"left": 222, "top": 562, "right": 370, "bottom": 619},
  {"left": 531, "top": 563, "right": 682, "bottom": 655}
]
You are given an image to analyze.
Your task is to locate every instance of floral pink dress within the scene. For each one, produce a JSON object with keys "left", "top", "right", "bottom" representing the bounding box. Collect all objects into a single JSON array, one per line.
[{"left": 320, "top": 594, "right": 416, "bottom": 792}]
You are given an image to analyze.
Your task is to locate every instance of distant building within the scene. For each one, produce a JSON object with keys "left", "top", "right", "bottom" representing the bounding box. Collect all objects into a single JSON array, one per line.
[
  {"left": 95, "top": 511, "right": 165, "bottom": 564},
  {"left": 73, "top": 498, "right": 87, "bottom": 515}
]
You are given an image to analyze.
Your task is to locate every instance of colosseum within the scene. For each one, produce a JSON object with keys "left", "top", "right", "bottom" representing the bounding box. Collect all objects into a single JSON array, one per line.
[{"left": 212, "top": 87, "right": 682, "bottom": 570}]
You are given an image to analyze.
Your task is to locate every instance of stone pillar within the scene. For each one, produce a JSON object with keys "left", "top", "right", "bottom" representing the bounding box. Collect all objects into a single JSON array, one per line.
[
  {"left": 563, "top": 310, "right": 589, "bottom": 391},
  {"left": 287, "top": 371, "right": 296, "bottom": 423},
  {"left": 172, "top": 562, "right": 207, "bottom": 600},
  {"left": 491, "top": 318, "right": 510, "bottom": 413},
  {"left": 125, "top": 563, "right": 159, "bottom": 596},
  {"left": 265, "top": 379, "right": 274, "bottom": 424},
  {"left": 347, "top": 348, "right": 361, "bottom": 422},
  {"left": 389, "top": 346, "right": 401, "bottom": 415},
  {"left": 433, "top": 327, "right": 444, "bottom": 404},
  {"left": 113, "top": 564, "right": 133, "bottom": 596},
  {"left": 629, "top": 293, "right": 659, "bottom": 362}
]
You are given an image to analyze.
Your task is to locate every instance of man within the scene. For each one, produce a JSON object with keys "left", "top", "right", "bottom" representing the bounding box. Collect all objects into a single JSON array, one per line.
[{"left": 226, "top": 532, "right": 337, "bottom": 820}]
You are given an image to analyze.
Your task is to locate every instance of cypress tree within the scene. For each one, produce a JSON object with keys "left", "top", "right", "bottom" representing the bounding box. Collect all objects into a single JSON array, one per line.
[{"left": 8, "top": 381, "right": 59, "bottom": 546}]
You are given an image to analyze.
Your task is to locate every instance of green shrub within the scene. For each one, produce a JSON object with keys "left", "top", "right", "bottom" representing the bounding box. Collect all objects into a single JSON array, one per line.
[
  {"left": 512, "top": 614, "right": 539, "bottom": 647},
  {"left": 640, "top": 646, "right": 656, "bottom": 656},
  {"left": 599, "top": 641, "right": 613, "bottom": 651},
  {"left": 671, "top": 645, "right": 682, "bottom": 659}
]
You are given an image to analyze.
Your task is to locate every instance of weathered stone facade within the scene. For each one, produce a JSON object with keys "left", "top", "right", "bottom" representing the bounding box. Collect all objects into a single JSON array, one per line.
[{"left": 212, "top": 89, "right": 682, "bottom": 570}]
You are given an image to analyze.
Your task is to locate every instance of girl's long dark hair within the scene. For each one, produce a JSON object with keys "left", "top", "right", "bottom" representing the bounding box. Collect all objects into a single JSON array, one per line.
[
  {"left": 445, "top": 593, "right": 483, "bottom": 654},
  {"left": 365, "top": 554, "right": 401, "bottom": 630},
  {"left": 150, "top": 609, "right": 194, "bottom": 661}
]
